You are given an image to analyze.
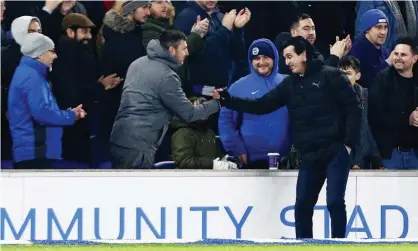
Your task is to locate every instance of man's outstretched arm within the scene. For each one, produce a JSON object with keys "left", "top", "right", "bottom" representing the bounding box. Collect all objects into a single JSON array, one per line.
[{"left": 215, "top": 77, "right": 291, "bottom": 115}]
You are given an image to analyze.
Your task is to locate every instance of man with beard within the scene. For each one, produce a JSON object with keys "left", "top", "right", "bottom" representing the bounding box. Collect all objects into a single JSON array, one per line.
[
  {"left": 213, "top": 36, "right": 361, "bottom": 238},
  {"left": 349, "top": 9, "right": 392, "bottom": 88},
  {"left": 369, "top": 36, "right": 418, "bottom": 170},
  {"left": 51, "top": 13, "right": 120, "bottom": 166},
  {"left": 274, "top": 13, "right": 351, "bottom": 75}
]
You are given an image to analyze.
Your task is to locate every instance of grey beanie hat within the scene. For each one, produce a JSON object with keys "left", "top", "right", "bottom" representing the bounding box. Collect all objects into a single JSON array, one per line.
[
  {"left": 122, "top": 1, "right": 151, "bottom": 16},
  {"left": 21, "top": 33, "right": 55, "bottom": 58}
]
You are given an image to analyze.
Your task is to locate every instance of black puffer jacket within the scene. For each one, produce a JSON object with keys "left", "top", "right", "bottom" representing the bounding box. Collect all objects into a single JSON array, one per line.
[{"left": 223, "top": 59, "right": 362, "bottom": 164}]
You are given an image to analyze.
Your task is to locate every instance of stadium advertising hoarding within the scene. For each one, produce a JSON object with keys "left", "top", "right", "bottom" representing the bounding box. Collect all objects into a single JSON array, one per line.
[{"left": 0, "top": 171, "right": 417, "bottom": 241}]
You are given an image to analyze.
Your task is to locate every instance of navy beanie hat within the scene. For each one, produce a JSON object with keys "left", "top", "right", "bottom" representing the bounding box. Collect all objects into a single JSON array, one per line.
[
  {"left": 250, "top": 41, "right": 275, "bottom": 61},
  {"left": 359, "top": 9, "right": 388, "bottom": 34}
]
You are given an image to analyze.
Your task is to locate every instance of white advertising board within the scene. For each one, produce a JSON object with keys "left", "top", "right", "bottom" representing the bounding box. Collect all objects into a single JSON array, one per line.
[{"left": 0, "top": 171, "right": 417, "bottom": 241}]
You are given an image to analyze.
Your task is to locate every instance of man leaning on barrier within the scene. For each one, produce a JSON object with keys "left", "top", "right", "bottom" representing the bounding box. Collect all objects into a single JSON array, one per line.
[{"left": 213, "top": 36, "right": 362, "bottom": 239}]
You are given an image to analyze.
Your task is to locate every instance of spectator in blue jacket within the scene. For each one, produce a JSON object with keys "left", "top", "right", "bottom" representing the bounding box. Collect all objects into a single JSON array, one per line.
[
  {"left": 7, "top": 33, "right": 86, "bottom": 169},
  {"left": 218, "top": 39, "right": 291, "bottom": 169},
  {"left": 350, "top": 9, "right": 392, "bottom": 88},
  {"left": 174, "top": 1, "right": 250, "bottom": 96}
]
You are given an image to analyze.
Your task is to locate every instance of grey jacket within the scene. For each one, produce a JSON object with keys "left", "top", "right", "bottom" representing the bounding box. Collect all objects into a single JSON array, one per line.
[
  {"left": 352, "top": 84, "right": 380, "bottom": 166},
  {"left": 110, "top": 39, "right": 220, "bottom": 152}
]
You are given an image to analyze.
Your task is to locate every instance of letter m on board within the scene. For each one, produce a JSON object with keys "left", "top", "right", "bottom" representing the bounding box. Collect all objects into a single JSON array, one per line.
[{"left": 1, "top": 208, "right": 36, "bottom": 240}]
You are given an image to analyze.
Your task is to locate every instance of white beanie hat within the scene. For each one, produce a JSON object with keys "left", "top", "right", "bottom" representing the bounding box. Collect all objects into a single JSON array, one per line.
[
  {"left": 21, "top": 33, "right": 55, "bottom": 58},
  {"left": 11, "top": 16, "right": 41, "bottom": 46}
]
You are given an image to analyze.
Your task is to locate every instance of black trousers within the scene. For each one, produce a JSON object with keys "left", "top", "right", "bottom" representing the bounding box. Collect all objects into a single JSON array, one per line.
[{"left": 295, "top": 146, "right": 351, "bottom": 238}]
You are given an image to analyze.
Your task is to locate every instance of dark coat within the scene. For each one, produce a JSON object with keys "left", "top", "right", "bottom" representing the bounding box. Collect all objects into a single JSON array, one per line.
[
  {"left": 369, "top": 67, "right": 418, "bottom": 158},
  {"left": 349, "top": 35, "right": 389, "bottom": 88},
  {"left": 223, "top": 59, "right": 362, "bottom": 163},
  {"left": 171, "top": 119, "right": 224, "bottom": 169},
  {"left": 100, "top": 10, "right": 147, "bottom": 140},
  {"left": 51, "top": 36, "right": 102, "bottom": 111},
  {"left": 50, "top": 36, "right": 103, "bottom": 163},
  {"left": 351, "top": 84, "right": 381, "bottom": 168}
]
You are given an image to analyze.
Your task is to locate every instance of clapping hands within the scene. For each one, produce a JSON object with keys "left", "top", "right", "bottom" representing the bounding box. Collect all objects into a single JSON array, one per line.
[{"left": 222, "top": 8, "right": 251, "bottom": 31}]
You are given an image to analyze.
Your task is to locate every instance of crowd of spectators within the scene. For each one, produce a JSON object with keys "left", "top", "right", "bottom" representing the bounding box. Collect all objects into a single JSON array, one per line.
[{"left": 1, "top": 0, "right": 417, "bottom": 170}]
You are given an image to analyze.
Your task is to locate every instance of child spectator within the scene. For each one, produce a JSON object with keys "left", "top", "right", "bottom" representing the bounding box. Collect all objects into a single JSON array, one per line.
[
  {"left": 339, "top": 55, "right": 384, "bottom": 169},
  {"left": 171, "top": 97, "right": 237, "bottom": 170}
]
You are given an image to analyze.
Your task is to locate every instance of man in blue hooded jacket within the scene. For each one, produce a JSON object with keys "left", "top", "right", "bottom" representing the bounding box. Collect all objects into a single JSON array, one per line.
[
  {"left": 218, "top": 39, "right": 291, "bottom": 169},
  {"left": 8, "top": 33, "right": 85, "bottom": 169}
]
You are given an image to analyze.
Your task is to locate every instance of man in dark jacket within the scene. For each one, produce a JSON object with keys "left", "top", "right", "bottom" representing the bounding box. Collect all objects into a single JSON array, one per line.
[
  {"left": 174, "top": 1, "right": 250, "bottom": 95},
  {"left": 8, "top": 33, "right": 85, "bottom": 169},
  {"left": 100, "top": 1, "right": 151, "bottom": 143},
  {"left": 349, "top": 9, "right": 391, "bottom": 88},
  {"left": 110, "top": 29, "right": 220, "bottom": 169},
  {"left": 214, "top": 36, "right": 362, "bottom": 238},
  {"left": 274, "top": 13, "right": 351, "bottom": 75},
  {"left": 369, "top": 36, "right": 418, "bottom": 170},
  {"left": 51, "top": 13, "right": 120, "bottom": 166}
]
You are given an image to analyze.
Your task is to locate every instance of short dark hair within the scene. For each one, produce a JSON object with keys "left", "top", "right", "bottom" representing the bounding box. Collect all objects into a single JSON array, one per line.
[
  {"left": 339, "top": 56, "right": 361, "bottom": 73},
  {"left": 159, "top": 29, "right": 187, "bottom": 50},
  {"left": 290, "top": 13, "right": 312, "bottom": 30},
  {"left": 395, "top": 36, "right": 418, "bottom": 55},
  {"left": 281, "top": 36, "right": 313, "bottom": 59}
]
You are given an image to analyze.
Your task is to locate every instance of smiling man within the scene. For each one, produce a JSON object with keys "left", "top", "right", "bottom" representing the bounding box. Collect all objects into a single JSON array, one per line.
[
  {"left": 369, "top": 36, "right": 418, "bottom": 170},
  {"left": 218, "top": 39, "right": 290, "bottom": 169},
  {"left": 350, "top": 9, "right": 391, "bottom": 88},
  {"left": 213, "top": 36, "right": 361, "bottom": 238}
]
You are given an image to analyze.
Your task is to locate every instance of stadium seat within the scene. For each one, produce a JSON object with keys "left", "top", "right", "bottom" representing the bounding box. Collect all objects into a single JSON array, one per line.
[{"left": 1, "top": 160, "right": 13, "bottom": 169}]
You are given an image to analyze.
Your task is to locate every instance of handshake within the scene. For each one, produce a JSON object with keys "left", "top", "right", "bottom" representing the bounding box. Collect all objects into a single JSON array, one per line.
[
  {"left": 212, "top": 88, "right": 231, "bottom": 106},
  {"left": 213, "top": 155, "right": 237, "bottom": 170}
]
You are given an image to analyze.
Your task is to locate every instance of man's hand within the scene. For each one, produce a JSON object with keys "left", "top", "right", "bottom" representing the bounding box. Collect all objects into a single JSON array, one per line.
[
  {"left": 61, "top": 0, "right": 75, "bottom": 15},
  {"left": 330, "top": 36, "right": 347, "bottom": 58},
  {"left": 345, "top": 145, "right": 351, "bottom": 155},
  {"left": 386, "top": 50, "right": 395, "bottom": 66},
  {"left": 71, "top": 104, "right": 87, "bottom": 120},
  {"left": 45, "top": 0, "right": 62, "bottom": 12},
  {"left": 343, "top": 34, "right": 352, "bottom": 56},
  {"left": 234, "top": 8, "right": 251, "bottom": 28},
  {"left": 99, "top": 73, "right": 121, "bottom": 90},
  {"left": 409, "top": 108, "right": 418, "bottom": 127},
  {"left": 213, "top": 88, "right": 231, "bottom": 106},
  {"left": 191, "top": 15, "right": 209, "bottom": 38},
  {"left": 238, "top": 154, "right": 248, "bottom": 164},
  {"left": 222, "top": 10, "right": 237, "bottom": 31},
  {"left": 352, "top": 164, "right": 360, "bottom": 169}
]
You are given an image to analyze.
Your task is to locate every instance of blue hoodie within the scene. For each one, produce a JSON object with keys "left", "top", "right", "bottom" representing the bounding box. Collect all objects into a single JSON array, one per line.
[
  {"left": 218, "top": 39, "right": 291, "bottom": 162},
  {"left": 8, "top": 56, "right": 76, "bottom": 163}
]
